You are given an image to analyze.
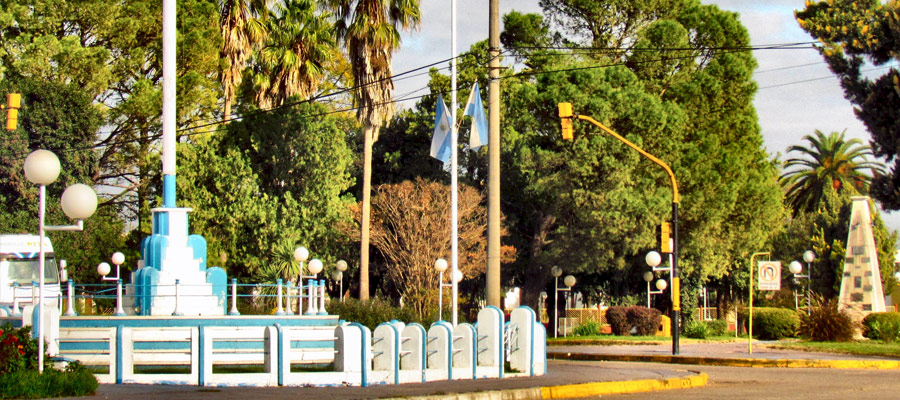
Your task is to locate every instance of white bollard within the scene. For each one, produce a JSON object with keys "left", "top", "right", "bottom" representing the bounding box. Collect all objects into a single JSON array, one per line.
[
  {"left": 172, "top": 279, "right": 183, "bottom": 316},
  {"left": 285, "top": 281, "right": 294, "bottom": 315},
  {"left": 318, "top": 279, "right": 327, "bottom": 315},
  {"left": 64, "top": 280, "right": 77, "bottom": 316},
  {"left": 306, "top": 280, "right": 318, "bottom": 315},
  {"left": 115, "top": 279, "right": 126, "bottom": 316},
  {"left": 275, "top": 279, "right": 285, "bottom": 315},
  {"left": 229, "top": 278, "right": 240, "bottom": 315}
]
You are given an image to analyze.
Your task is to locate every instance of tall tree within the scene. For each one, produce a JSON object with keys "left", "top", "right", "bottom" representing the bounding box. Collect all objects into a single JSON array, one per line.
[
  {"left": 248, "top": 0, "right": 334, "bottom": 108},
  {"left": 219, "top": 0, "right": 268, "bottom": 121},
  {"left": 796, "top": 0, "right": 900, "bottom": 209},
  {"left": 327, "top": 0, "right": 420, "bottom": 300},
  {"left": 780, "top": 130, "right": 882, "bottom": 216}
]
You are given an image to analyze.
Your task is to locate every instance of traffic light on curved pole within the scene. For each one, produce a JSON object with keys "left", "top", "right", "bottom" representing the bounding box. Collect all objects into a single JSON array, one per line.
[{"left": 557, "top": 102, "right": 682, "bottom": 355}]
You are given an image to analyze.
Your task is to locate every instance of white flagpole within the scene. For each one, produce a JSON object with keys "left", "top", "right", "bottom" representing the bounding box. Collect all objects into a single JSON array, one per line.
[{"left": 450, "top": 0, "right": 459, "bottom": 327}]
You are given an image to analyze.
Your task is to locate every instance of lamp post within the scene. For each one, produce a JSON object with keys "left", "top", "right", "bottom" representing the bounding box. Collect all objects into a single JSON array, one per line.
[
  {"left": 789, "top": 250, "right": 815, "bottom": 315},
  {"left": 98, "top": 252, "right": 126, "bottom": 281},
  {"left": 551, "top": 266, "right": 562, "bottom": 338},
  {"left": 306, "top": 258, "right": 323, "bottom": 315},
  {"left": 293, "top": 246, "right": 309, "bottom": 311},
  {"left": 559, "top": 104, "right": 681, "bottom": 355},
  {"left": 539, "top": 291, "right": 548, "bottom": 323},
  {"left": 434, "top": 258, "right": 461, "bottom": 322},
  {"left": 335, "top": 260, "right": 348, "bottom": 302},
  {"left": 643, "top": 271, "right": 667, "bottom": 308},
  {"left": 24, "top": 149, "right": 98, "bottom": 372},
  {"left": 560, "top": 274, "right": 576, "bottom": 337}
]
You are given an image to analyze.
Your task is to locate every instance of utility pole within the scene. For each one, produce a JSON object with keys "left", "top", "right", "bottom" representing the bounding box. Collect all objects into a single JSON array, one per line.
[{"left": 486, "top": 0, "right": 501, "bottom": 307}]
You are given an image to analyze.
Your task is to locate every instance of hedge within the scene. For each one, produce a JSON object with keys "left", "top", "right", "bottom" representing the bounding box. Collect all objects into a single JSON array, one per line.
[
  {"left": 863, "top": 312, "right": 900, "bottom": 342},
  {"left": 606, "top": 306, "right": 661, "bottom": 336},
  {"left": 739, "top": 307, "right": 799, "bottom": 340}
]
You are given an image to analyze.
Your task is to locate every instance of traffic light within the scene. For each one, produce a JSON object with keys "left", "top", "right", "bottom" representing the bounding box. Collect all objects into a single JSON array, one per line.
[
  {"left": 558, "top": 102, "right": 573, "bottom": 140},
  {"left": 5, "top": 93, "right": 20, "bottom": 131},
  {"left": 658, "top": 222, "right": 672, "bottom": 253}
]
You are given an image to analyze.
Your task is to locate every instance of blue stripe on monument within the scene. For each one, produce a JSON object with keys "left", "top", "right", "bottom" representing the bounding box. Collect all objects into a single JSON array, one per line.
[{"left": 60, "top": 316, "right": 339, "bottom": 328}]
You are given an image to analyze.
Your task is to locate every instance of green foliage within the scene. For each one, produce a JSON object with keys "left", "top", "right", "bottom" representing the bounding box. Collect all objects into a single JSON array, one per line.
[
  {"left": 798, "top": 295, "right": 856, "bottom": 342},
  {"left": 0, "top": 324, "right": 44, "bottom": 374},
  {"left": 796, "top": 0, "right": 900, "bottom": 209},
  {"left": 863, "top": 312, "right": 900, "bottom": 342},
  {"left": 605, "top": 306, "right": 631, "bottom": 336},
  {"left": 683, "top": 319, "right": 729, "bottom": 339},
  {"left": 328, "top": 297, "right": 429, "bottom": 331},
  {"left": 740, "top": 307, "right": 800, "bottom": 340},
  {"left": 572, "top": 320, "right": 604, "bottom": 337},
  {"left": 0, "top": 361, "right": 98, "bottom": 399}
]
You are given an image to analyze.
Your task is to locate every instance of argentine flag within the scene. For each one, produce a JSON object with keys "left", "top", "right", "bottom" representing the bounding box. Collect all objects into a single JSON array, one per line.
[
  {"left": 463, "top": 82, "right": 488, "bottom": 150},
  {"left": 430, "top": 94, "right": 453, "bottom": 163}
]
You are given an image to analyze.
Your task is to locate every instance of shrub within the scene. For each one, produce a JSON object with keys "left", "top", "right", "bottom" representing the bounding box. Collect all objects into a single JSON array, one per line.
[
  {"left": 0, "top": 361, "right": 98, "bottom": 398},
  {"left": 683, "top": 319, "right": 711, "bottom": 339},
  {"left": 0, "top": 324, "right": 46, "bottom": 374},
  {"left": 706, "top": 319, "right": 728, "bottom": 336},
  {"left": 747, "top": 307, "right": 800, "bottom": 340},
  {"left": 328, "top": 297, "right": 426, "bottom": 330},
  {"left": 798, "top": 295, "right": 856, "bottom": 342},
  {"left": 626, "top": 306, "right": 662, "bottom": 336},
  {"left": 863, "top": 312, "right": 900, "bottom": 342},
  {"left": 572, "top": 320, "right": 603, "bottom": 336},
  {"left": 605, "top": 306, "right": 631, "bottom": 336}
]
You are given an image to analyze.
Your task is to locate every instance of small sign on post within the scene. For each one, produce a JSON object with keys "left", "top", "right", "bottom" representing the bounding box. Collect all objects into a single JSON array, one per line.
[{"left": 758, "top": 261, "right": 782, "bottom": 291}]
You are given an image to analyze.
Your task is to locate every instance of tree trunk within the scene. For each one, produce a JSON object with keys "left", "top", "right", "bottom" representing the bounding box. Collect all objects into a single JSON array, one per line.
[
  {"left": 520, "top": 213, "right": 557, "bottom": 314},
  {"left": 223, "top": 93, "right": 232, "bottom": 123},
  {"left": 359, "top": 124, "right": 376, "bottom": 301}
]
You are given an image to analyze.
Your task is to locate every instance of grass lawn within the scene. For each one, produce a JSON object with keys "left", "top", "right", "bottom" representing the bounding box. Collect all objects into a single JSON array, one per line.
[
  {"left": 767, "top": 340, "right": 900, "bottom": 358},
  {"left": 548, "top": 334, "right": 742, "bottom": 345}
]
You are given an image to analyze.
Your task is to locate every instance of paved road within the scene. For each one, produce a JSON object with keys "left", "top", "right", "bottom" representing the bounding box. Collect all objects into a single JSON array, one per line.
[{"left": 597, "top": 361, "right": 900, "bottom": 400}]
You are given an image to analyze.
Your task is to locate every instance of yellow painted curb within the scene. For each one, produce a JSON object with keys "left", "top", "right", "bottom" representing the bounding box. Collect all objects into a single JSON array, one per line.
[
  {"left": 547, "top": 352, "right": 900, "bottom": 370},
  {"left": 540, "top": 372, "right": 708, "bottom": 399}
]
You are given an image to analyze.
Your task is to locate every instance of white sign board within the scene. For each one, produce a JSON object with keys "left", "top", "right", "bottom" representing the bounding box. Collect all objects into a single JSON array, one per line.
[{"left": 758, "top": 261, "right": 782, "bottom": 291}]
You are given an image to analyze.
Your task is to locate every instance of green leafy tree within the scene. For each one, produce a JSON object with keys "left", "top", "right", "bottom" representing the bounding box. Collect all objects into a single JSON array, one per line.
[
  {"left": 178, "top": 101, "right": 354, "bottom": 282},
  {"left": 795, "top": 0, "right": 900, "bottom": 209},
  {"left": 219, "top": 0, "right": 269, "bottom": 121},
  {"left": 780, "top": 130, "right": 883, "bottom": 216},
  {"left": 327, "top": 0, "right": 420, "bottom": 300}
]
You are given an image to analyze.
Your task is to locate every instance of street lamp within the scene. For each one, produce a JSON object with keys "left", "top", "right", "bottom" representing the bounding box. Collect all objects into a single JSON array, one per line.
[
  {"left": 643, "top": 271, "right": 667, "bottom": 307},
  {"left": 560, "top": 274, "right": 576, "bottom": 337},
  {"left": 24, "top": 149, "right": 98, "bottom": 372},
  {"left": 551, "top": 266, "right": 562, "bottom": 338},
  {"left": 789, "top": 250, "right": 815, "bottom": 314},
  {"left": 98, "top": 252, "right": 126, "bottom": 281},
  {"left": 539, "top": 291, "right": 548, "bottom": 323},
  {"left": 335, "top": 259, "right": 348, "bottom": 302},
  {"left": 293, "top": 246, "right": 309, "bottom": 311},
  {"left": 560, "top": 104, "right": 681, "bottom": 355},
  {"left": 434, "top": 258, "right": 461, "bottom": 321}
]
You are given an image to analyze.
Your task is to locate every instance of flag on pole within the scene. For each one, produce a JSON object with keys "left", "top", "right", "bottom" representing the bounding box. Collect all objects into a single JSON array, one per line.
[
  {"left": 431, "top": 94, "right": 453, "bottom": 163},
  {"left": 463, "top": 82, "right": 488, "bottom": 149}
]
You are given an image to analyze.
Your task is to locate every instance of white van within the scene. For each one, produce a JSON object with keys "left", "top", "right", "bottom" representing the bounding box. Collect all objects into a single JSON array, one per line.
[{"left": 0, "top": 234, "right": 63, "bottom": 308}]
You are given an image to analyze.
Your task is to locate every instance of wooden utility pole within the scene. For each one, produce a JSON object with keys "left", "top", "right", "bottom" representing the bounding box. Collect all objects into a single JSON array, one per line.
[{"left": 487, "top": 0, "right": 501, "bottom": 307}]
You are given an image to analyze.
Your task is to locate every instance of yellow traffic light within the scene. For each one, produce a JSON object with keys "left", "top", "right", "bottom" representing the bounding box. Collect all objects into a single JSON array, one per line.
[
  {"left": 558, "top": 102, "right": 573, "bottom": 140},
  {"left": 5, "top": 93, "right": 20, "bottom": 131}
]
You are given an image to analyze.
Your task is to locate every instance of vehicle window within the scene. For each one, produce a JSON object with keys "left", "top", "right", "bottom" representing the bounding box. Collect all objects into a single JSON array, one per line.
[{"left": 6, "top": 258, "right": 59, "bottom": 285}]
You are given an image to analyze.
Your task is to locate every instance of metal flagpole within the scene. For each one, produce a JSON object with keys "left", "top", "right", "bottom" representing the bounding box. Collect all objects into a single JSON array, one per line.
[{"left": 450, "top": 0, "right": 459, "bottom": 327}]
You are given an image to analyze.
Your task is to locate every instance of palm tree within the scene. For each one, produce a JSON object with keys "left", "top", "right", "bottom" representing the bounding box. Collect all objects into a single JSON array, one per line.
[
  {"left": 219, "top": 0, "right": 269, "bottom": 121},
  {"left": 780, "top": 130, "right": 883, "bottom": 216},
  {"left": 250, "top": 0, "right": 335, "bottom": 108},
  {"left": 327, "top": 0, "right": 420, "bottom": 301}
]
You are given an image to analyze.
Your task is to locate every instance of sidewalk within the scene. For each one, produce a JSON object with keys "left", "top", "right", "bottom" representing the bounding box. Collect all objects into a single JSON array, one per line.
[{"left": 73, "top": 341, "right": 898, "bottom": 400}]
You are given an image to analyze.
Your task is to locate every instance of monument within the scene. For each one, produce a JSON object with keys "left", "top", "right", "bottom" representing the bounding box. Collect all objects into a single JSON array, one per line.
[{"left": 837, "top": 196, "right": 886, "bottom": 316}]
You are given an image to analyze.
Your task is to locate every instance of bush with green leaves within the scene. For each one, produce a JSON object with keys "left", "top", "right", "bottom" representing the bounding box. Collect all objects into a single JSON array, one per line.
[
  {"left": 605, "top": 306, "right": 631, "bottom": 335},
  {"left": 740, "top": 307, "right": 799, "bottom": 340},
  {"left": 0, "top": 361, "right": 98, "bottom": 398},
  {"left": 706, "top": 319, "right": 728, "bottom": 336},
  {"left": 798, "top": 295, "right": 856, "bottom": 342},
  {"left": 863, "top": 312, "right": 900, "bottom": 342},
  {"left": 328, "top": 297, "right": 431, "bottom": 330},
  {"left": 0, "top": 324, "right": 44, "bottom": 374},
  {"left": 572, "top": 320, "right": 603, "bottom": 336},
  {"left": 683, "top": 319, "right": 711, "bottom": 339}
]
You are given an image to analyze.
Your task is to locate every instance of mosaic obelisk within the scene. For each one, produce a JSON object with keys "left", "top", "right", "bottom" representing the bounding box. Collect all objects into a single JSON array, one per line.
[{"left": 837, "top": 196, "right": 886, "bottom": 316}]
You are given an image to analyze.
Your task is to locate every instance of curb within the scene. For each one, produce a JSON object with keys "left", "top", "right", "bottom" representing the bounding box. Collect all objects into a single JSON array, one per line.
[
  {"left": 384, "top": 372, "right": 708, "bottom": 400},
  {"left": 548, "top": 351, "right": 900, "bottom": 370}
]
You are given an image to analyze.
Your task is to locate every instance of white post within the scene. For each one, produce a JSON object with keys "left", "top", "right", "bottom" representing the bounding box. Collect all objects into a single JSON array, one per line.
[
  {"left": 38, "top": 184, "right": 46, "bottom": 372},
  {"left": 172, "top": 279, "right": 183, "bottom": 316},
  {"left": 229, "top": 278, "right": 240, "bottom": 315},
  {"left": 554, "top": 276, "right": 558, "bottom": 339},
  {"left": 318, "top": 279, "right": 327, "bottom": 315},
  {"left": 285, "top": 281, "right": 294, "bottom": 315},
  {"left": 438, "top": 270, "right": 444, "bottom": 321},
  {"left": 275, "top": 279, "right": 285, "bottom": 315},
  {"left": 450, "top": 0, "right": 459, "bottom": 328},
  {"left": 306, "top": 280, "right": 317, "bottom": 315},
  {"left": 115, "top": 279, "right": 126, "bottom": 316},
  {"left": 11, "top": 283, "right": 21, "bottom": 316},
  {"left": 647, "top": 281, "right": 651, "bottom": 308},
  {"left": 65, "top": 280, "right": 76, "bottom": 316}
]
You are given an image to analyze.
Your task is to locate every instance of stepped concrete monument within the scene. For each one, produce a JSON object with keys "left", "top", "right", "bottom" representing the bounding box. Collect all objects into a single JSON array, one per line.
[{"left": 838, "top": 196, "right": 886, "bottom": 317}]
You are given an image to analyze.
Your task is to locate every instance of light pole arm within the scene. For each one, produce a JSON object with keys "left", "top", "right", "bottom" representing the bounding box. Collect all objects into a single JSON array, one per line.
[
  {"left": 573, "top": 114, "right": 679, "bottom": 204},
  {"left": 45, "top": 220, "right": 84, "bottom": 232}
]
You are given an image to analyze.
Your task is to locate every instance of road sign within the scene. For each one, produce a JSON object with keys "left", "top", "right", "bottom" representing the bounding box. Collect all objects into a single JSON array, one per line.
[{"left": 758, "top": 261, "right": 781, "bottom": 291}]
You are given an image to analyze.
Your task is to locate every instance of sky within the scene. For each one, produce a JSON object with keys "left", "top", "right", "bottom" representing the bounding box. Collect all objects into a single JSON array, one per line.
[{"left": 390, "top": 0, "right": 900, "bottom": 233}]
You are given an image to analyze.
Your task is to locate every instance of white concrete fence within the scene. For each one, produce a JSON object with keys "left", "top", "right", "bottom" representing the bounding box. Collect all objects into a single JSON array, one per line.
[{"left": 51, "top": 305, "right": 545, "bottom": 387}]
